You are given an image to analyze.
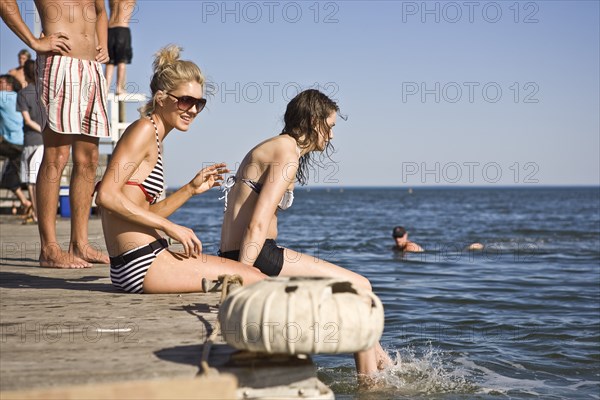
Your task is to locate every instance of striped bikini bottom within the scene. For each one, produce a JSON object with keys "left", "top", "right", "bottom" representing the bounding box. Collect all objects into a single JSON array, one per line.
[{"left": 110, "top": 238, "right": 168, "bottom": 294}]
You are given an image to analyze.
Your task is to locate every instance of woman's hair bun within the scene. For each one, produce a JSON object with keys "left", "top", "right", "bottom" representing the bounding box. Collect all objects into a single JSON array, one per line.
[{"left": 153, "top": 44, "right": 182, "bottom": 74}]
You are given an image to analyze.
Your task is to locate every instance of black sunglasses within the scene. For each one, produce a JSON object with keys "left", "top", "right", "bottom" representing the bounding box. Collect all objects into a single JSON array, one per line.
[{"left": 166, "top": 93, "right": 207, "bottom": 113}]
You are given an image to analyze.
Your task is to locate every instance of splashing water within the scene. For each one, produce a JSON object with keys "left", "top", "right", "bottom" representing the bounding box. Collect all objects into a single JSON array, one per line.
[
  {"left": 318, "top": 344, "right": 477, "bottom": 398},
  {"left": 382, "top": 345, "right": 476, "bottom": 394}
]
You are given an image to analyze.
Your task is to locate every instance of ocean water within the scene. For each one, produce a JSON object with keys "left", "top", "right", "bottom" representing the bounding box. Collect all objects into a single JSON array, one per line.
[{"left": 171, "top": 187, "right": 600, "bottom": 399}]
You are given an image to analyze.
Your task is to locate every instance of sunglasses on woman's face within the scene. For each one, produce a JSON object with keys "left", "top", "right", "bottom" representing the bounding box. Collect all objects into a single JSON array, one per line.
[{"left": 166, "top": 93, "right": 207, "bottom": 113}]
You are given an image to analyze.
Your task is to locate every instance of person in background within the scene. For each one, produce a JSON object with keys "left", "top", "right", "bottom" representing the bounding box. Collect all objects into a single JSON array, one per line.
[
  {"left": 1, "top": 0, "right": 111, "bottom": 268},
  {"left": 392, "top": 226, "right": 484, "bottom": 253},
  {"left": 17, "top": 59, "right": 45, "bottom": 223},
  {"left": 0, "top": 74, "right": 32, "bottom": 215},
  {"left": 392, "top": 226, "right": 424, "bottom": 252},
  {"left": 105, "top": 0, "right": 136, "bottom": 95},
  {"left": 8, "top": 49, "right": 31, "bottom": 88}
]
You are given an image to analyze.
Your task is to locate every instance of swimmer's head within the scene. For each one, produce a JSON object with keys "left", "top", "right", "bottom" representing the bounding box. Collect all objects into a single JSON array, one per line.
[
  {"left": 392, "top": 226, "right": 407, "bottom": 239},
  {"left": 392, "top": 226, "right": 408, "bottom": 247}
]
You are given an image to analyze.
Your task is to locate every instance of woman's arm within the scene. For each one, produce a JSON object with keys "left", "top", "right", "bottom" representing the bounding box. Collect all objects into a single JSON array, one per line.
[
  {"left": 238, "top": 155, "right": 298, "bottom": 266},
  {"left": 96, "top": 120, "right": 201, "bottom": 256},
  {"left": 149, "top": 163, "right": 227, "bottom": 218}
]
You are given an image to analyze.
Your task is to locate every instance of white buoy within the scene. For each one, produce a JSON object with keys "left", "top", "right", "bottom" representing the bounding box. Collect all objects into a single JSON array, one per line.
[{"left": 218, "top": 277, "right": 384, "bottom": 354}]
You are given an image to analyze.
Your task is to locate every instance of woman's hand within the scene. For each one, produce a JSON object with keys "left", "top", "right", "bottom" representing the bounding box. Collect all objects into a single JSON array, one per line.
[
  {"left": 188, "top": 163, "right": 229, "bottom": 196},
  {"left": 163, "top": 222, "right": 202, "bottom": 257}
]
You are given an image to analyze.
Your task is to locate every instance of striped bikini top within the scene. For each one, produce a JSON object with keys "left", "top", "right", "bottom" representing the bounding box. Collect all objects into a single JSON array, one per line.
[{"left": 125, "top": 116, "right": 164, "bottom": 205}]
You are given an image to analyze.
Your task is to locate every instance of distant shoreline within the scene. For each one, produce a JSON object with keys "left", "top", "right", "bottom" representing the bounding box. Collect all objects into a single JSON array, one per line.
[{"left": 166, "top": 185, "right": 600, "bottom": 193}]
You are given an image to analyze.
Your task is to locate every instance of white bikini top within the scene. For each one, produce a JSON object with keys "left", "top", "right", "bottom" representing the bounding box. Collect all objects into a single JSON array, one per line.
[{"left": 219, "top": 176, "right": 294, "bottom": 212}]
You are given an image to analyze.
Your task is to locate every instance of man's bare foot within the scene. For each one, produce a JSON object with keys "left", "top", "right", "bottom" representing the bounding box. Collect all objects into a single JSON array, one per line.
[
  {"left": 71, "top": 242, "right": 110, "bottom": 264},
  {"left": 40, "top": 246, "right": 91, "bottom": 269}
]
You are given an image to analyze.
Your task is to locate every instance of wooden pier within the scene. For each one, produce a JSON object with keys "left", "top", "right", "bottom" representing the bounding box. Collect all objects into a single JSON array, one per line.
[{"left": 0, "top": 216, "right": 333, "bottom": 399}]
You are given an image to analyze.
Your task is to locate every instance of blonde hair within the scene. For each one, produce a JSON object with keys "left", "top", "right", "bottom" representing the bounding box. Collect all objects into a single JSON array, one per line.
[
  {"left": 18, "top": 49, "right": 31, "bottom": 59},
  {"left": 139, "top": 45, "right": 205, "bottom": 116}
]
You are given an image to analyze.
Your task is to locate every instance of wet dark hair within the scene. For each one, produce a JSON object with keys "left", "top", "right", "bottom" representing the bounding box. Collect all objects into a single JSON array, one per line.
[
  {"left": 392, "top": 226, "right": 407, "bottom": 238},
  {"left": 280, "top": 89, "right": 342, "bottom": 185},
  {"left": 23, "top": 59, "right": 36, "bottom": 83},
  {"left": 0, "top": 74, "right": 22, "bottom": 92}
]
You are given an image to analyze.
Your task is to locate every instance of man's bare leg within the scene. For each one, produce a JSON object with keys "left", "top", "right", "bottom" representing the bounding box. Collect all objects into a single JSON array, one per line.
[
  {"left": 105, "top": 64, "right": 115, "bottom": 93},
  {"left": 37, "top": 128, "right": 89, "bottom": 268},
  {"left": 69, "top": 135, "right": 109, "bottom": 264},
  {"left": 27, "top": 183, "right": 38, "bottom": 221},
  {"left": 116, "top": 62, "right": 126, "bottom": 95},
  {"left": 12, "top": 187, "right": 32, "bottom": 212}
]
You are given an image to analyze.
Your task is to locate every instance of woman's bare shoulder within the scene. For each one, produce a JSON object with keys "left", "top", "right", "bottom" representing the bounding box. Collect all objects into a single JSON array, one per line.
[
  {"left": 245, "top": 135, "right": 293, "bottom": 159},
  {"left": 120, "top": 118, "right": 155, "bottom": 142},
  {"left": 113, "top": 118, "right": 156, "bottom": 155},
  {"left": 259, "top": 135, "right": 298, "bottom": 160}
]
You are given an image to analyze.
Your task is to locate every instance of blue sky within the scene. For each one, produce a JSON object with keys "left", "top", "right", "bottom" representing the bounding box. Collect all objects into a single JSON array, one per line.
[{"left": 1, "top": 1, "right": 599, "bottom": 187}]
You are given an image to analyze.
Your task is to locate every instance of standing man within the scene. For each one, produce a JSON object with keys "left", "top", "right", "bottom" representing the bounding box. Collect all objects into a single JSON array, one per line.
[
  {"left": 105, "top": 0, "right": 136, "bottom": 95},
  {"left": 1, "top": 0, "right": 111, "bottom": 268}
]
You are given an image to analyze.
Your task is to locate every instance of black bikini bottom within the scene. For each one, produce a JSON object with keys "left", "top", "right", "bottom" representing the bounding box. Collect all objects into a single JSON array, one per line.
[{"left": 218, "top": 239, "right": 284, "bottom": 276}]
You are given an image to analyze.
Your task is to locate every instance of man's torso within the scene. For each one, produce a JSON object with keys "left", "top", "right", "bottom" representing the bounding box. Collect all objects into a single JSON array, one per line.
[
  {"left": 35, "top": 0, "right": 99, "bottom": 60},
  {"left": 108, "top": 0, "right": 136, "bottom": 27}
]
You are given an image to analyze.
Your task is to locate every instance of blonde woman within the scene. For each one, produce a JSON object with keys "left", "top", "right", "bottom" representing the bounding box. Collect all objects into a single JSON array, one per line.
[{"left": 96, "top": 45, "right": 265, "bottom": 294}]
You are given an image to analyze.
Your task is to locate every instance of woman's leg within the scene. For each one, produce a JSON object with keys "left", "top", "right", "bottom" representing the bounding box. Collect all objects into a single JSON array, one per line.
[
  {"left": 142, "top": 250, "right": 267, "bottom": 294},
  {"left": 279, "top": 247, "right": 371, "bottom": 291},
  {"left": 279, "top": 248, "right": 392, "bottom": 374}
]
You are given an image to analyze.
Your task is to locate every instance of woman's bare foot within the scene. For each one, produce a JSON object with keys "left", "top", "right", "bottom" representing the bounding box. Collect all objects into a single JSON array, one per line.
[
  {"left": 71, "top": 242, "right": 110, "bottom": 264},
  {"left": 39, "top": 245, "right": 91, "bottom": 268},
  {"left": 357, "top": 373, "right": 376, "bottom": 389},
  {"left": 357, "top": 372, "right": 386, "bottom": 390},
  {"left": 376, "top": 344, "right": 394, "bottom": 371}
]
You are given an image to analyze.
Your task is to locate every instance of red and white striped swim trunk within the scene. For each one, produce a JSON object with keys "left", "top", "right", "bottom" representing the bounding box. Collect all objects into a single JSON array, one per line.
[{"left": 36, "top": 54, "right": 110, "bottom": 137}]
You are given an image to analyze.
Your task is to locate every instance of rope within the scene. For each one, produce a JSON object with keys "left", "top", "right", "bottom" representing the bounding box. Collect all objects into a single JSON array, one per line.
[{"left": 199, "top": 274, "right": 244, "bottom": 376}]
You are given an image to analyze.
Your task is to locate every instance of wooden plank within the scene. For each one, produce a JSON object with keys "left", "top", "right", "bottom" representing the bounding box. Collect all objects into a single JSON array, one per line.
[
  {"left": 0, "top": 215, "right": 333, "bottom": 399},
  {"left": 0, "top": 216, "right": 224, "bottom": 391},
  {"left": 1, "top": 375, "right": 237, "bottom": 400}
]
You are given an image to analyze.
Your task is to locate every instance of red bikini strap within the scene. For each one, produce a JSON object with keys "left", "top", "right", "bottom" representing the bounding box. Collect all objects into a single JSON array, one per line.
[{"left": 125, "top": 181, "right": 154, "bottom": 203}]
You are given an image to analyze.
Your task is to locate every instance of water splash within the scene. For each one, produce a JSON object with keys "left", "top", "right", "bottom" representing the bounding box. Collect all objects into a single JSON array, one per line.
[
  {"left": 318, "top": 344, "right": 477, "bottom": 398},
  {"left": 377, "top": 344, "right": 476, "bottom": 395}
]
